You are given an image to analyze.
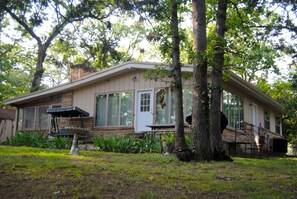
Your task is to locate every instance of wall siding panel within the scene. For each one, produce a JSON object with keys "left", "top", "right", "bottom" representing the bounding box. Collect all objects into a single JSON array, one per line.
[{"left": 72, "top": 70, "right": 174, "bottom": 117}]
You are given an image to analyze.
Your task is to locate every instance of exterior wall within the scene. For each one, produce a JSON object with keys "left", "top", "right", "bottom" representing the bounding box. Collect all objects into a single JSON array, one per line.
[
  {"left": 12, "top": 66, "right": 284, "bottom": 153},
  {"left": 70, "top": 69, "right": 193, "bottom": 137},
  {"left": 62, "top": 92, "right": 73, "bottom": 107},
  {"left": 70, "top": 69, "right": 283, "bottom": 139},
  {"left": 224, "top": 80, "right": 282, "bottom": 136},
  {"left": 15, "top": 94, "right": 64, "bottom": 132},
  {"left": 72, "top": 70, "right": 192, "bottom": 117}
]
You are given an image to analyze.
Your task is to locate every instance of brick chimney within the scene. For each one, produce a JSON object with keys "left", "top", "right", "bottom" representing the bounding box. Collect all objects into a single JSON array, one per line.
[{"left": 70, "top": 62, "right": 97, "bottom": 81}]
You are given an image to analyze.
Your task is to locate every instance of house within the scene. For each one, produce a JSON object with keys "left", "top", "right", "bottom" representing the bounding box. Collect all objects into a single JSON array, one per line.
[
  {"left": 4, "top": 61, "right": 286, "bottom": 155},
  {"left": 0, "top": 108, "right": 16, "bottom": 142}
]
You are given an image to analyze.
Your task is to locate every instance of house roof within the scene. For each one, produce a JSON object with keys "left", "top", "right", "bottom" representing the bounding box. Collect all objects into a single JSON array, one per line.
[
  {"left": 4, "top": 61, "right": 283, "bottom": 112},
  {"left": 0, "top": 108, "right": 16, "bottom": 120}
]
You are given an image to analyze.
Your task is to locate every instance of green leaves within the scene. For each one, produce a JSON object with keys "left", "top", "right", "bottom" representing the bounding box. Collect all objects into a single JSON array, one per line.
[
  {"left": 92, "top": 133, "right": 163, "bottom": 153},
  {"left": 2, "top": 130, "right": 72, "bottom": 149}
]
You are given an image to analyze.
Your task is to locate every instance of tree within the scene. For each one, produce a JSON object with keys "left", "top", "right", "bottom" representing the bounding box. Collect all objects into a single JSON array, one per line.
[
  {"left": 170, "top": 0, "right": 191, "bottom": 161},
  {"left": 191, "top": 0, "right": 213, "bottom": 161},
  {"left": 209, "top": 0, "right": 228, "bottom": 159},
  {"left": 1, "top": 0, "right": 116, "bottom": 92},
  {"left": 42, "top": 18, "right": 141, "bottom": 86},
  {"left": 130, "top": 0, "right": 192, "bottom": 160}
]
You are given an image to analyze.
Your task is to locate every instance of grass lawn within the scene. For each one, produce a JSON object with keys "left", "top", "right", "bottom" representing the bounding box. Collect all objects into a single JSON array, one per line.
[{"left": 0, "top": 146, "right": 296, "bottom": 199}]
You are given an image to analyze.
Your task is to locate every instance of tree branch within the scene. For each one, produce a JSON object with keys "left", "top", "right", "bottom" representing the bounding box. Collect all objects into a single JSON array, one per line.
[{"left": 3, "top": 6, "right": 42, "bottom": 46}]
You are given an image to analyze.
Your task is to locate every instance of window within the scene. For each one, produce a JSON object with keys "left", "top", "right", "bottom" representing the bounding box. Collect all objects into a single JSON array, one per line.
[
  {"left": 155, "top": 89, "right": 170, "bottom": 124},
  {"left": 264, "top": 111, "right": 270, "bottom": 130},
  {"left": 36, "top": 106, "right": 49, "bottom": 130},
  {"left": 108, "top": 93, "right": 120, "bottom": 126},
  {"left": 223, "top": 90, "right": 244, "bottom": 129},
  {"left": 155, "top": 87, "right": 193, "bottom": 124},
  {"left": 23, "top": 107, "right": 35, "bottom": 129},
  {"left": 140, "top": 93, "right": 150, "bottom": 112},
  {"left": 95, "top": 92, "right": 133, "bottom": 127},
  {"left": 275, "top": 115, "right": 281, "bottom": 134},
  {"left": 23, "top": 105, "right": 61, "bottom": 130}
]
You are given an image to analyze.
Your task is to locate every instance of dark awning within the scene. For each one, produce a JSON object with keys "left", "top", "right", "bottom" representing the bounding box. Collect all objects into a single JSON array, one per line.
[{"left": 47, "top": 106, "right": 89, "bottom": 117}]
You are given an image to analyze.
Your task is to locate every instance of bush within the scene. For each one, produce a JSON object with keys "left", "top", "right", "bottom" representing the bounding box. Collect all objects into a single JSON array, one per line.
[
  {"left": 2, "top": 130, "right": 71, "bottom": 149},
  {"left": 92, "top": 133, "right": 163, "bottom": 154},
  {"left": 161, "top": 132, "right": 192, "bottom": 148},
  {"left": 142, "top": 134, "right": 163, "bottom": 153},
  {"left": 92, "top": 134, "right": 138, "bottom": 153},
  {"left": 47, "top": 136, "right": 72, "bottom": 149}
]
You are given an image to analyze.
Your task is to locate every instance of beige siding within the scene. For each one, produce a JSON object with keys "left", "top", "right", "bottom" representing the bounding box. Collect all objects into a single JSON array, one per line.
[
  {"left": 72, "top": 70, "right": 192, "bottom": 117},
  {"left": 243, "top": 98, "right": 252, "bottom": 125},
  {"left": 21, "top": 94, "right": 62, "bottom": 107}
]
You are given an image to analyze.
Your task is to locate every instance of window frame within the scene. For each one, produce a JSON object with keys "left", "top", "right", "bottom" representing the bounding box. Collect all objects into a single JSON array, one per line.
[
  {"left": 36, "top": 105, "right": 50, "bottom": 130},
  {"left": 264, "top": 111, "right": 270, "bottom": 130},
  {"left": 222, "top": 90, "right": 244, "bottom": 130},
  {"left": 22, "top": 104, "right": 62, "bottom": 131},
  {"left": 154, "top": 86, "right": 193, "bottom": 125},
  {"left": 23, "top": 107, "right": 36, "bottom": 130},
  {"left": 95, "top": 91, "right": 133, "bottom": 127}
]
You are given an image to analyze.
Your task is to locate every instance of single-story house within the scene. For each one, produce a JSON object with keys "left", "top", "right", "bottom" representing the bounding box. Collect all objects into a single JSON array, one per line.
[
  {"left": 0, "top": 108, "right": 16, "bottom": 142},
  {"left": 4, "top": 61, "right": 287, "bottom": 156}
]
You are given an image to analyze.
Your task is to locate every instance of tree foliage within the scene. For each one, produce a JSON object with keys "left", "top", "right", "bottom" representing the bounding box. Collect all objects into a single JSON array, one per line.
[
  {"left": 0, "top": 42, "right": 34, "bottom": 107},
  {"left": 0, "top": 0, "right": 126, "bottom": 92}
]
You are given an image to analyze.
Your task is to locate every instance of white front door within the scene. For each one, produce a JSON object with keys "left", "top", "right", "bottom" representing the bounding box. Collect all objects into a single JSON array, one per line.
[{"left": 135, "top": 90, "right": 153, "bottom": 132}]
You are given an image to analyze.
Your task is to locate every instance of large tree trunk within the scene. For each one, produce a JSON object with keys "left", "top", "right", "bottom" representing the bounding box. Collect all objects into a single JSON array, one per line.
[
  {"left": 191, "top": 0, "right": 212, "bottom": 161},
  {"left": 171, "top": 0, "right": 191, "bottom": 161},
  {"left": 210, "top": 0, "right": 228, "bottom": 160},
  {"left": 31, "top": 45, "right": 47, "bottom": 92}
]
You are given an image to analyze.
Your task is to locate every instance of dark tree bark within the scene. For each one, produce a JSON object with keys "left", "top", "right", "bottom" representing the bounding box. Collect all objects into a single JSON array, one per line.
[
  {"left": 210, "top": 0, "right": 228, "bottom": 160},
  {"left": 191, "top": 0, "right": 212, "bottom": 161},
  {"left": 171, "top": 0, "right": 191, "bottom": 161}
]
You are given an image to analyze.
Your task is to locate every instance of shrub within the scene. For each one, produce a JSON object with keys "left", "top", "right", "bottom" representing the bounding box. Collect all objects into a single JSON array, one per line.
[
  {"left": 92, "top": 133, "right": 163, "bottom": 154},
  {"left": 161, "top": 132, "right": 192, "bottom": 148},
  {"left": 48, "top": 136, "right": 72, "bottom": 149},
  {"left": 2, "top": 130, "right": 71, "bottom": 149},
  {"left": 92, "top": 134, "right": 138, "bottom": 153},
  {"left": 142, "top": 134, "right": 163, "bottom": 153}
]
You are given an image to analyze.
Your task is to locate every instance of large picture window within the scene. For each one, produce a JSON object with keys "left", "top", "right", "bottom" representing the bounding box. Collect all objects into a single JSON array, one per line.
[
  {"left": 23, "top": 107, "right": 35, "bottom": 129},
  {"left": 36, "top": 106, "right": 49, "bottom": 130},
  {"left": 23, "top": 106, "right": 50, "bottom": 130},
  {"left": 223, "top": 90, "right": 244, "bottom": 129},
  {"left": 155, "top": 87, "right": 192, "bottom": 124},
  {"left": 95, "top": 92, "right": 133, "bottom": 127}
]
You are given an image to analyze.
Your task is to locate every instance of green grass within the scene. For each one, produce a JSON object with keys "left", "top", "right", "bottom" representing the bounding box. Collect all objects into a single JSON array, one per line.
[{"left": 0, "top": 146, "right": 296, "bottom": 199}]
